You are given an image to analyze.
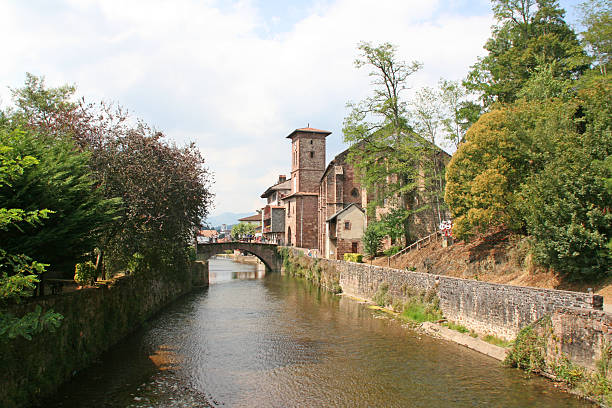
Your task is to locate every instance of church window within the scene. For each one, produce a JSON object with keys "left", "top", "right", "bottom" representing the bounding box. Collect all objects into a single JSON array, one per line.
[{"left": 350, "top": 188, "right": 359, "bottom": 198}]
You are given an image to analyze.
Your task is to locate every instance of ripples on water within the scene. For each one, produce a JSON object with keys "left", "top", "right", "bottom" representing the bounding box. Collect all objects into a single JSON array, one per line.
[{"left": 44, "top": 257, "right": 592, "bottom": 407}]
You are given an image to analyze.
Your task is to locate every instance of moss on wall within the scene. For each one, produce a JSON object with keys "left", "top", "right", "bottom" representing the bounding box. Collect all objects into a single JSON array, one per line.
[{"left": 278, "top": 247, "right": 341, "bottom": 294}]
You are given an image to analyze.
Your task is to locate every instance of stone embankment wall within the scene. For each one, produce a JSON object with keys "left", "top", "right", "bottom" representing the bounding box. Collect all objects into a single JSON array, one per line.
[
  {"left": 539, "top": 308, "right": 612, "bottom": 375},
  {"left": 338, "top": 260, "right": 601, "bottom": 340},
  {"left": 0, "top": 262, "right": 205, "bottom": 408},
  {"left": 281, "top": 248, "right": 606, "bottom": 372}
]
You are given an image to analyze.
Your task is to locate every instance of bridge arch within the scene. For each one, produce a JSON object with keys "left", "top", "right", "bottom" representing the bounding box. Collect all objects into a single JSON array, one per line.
[{"left": 195, "top": 242, "right": 281, "bottom": 285}]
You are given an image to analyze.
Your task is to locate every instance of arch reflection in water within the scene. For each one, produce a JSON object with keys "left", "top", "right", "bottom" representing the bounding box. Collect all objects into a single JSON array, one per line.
[{"left": 208, "top": 256, "right": 266, "bottom": 283}]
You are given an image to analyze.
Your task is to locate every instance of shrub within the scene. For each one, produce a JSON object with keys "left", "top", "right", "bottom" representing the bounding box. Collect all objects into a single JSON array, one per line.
[
  {"left": 504, "top": 319, "right": 548, "bottom": 372},
  {"left": 383, "top": 245, "right": 401, "bottom": 257},
  {"left": 127, "top": 252, "right": 145, "bottom": 275},
  {"left": 402, "top": 298, "right": 443, "bottom": 323},
  {"left": 187, "top": 246, "right": 196, "bottom": 261},
  {"left": 445, "top": 321, "right": 469, "bottom": 333},
  {"left": 362, "top": 221, "right": 385, "bottom": 256},
  {"left": 74, "top": 261, "right": 96, "bottom": 286},
  {"left": 483, "top": 334, "right": 513, "bottom": 348},
  {"left": 372, "top": 282, "right": 390, "bottom": 307},
  {"left": 343, "top": 253, "right": 363, "bottom": 263}
]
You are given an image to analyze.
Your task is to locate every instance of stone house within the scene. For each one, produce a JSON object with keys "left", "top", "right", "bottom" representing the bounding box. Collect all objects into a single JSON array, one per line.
[
  {"left": 324, "top": 203, "right": 366, "bottom": 259},
  {"left": 260, "top": 175, "right": 291, "bottom": 244},
  {"left": 317, "top": 149, "right": 369, "bottom": 260}
]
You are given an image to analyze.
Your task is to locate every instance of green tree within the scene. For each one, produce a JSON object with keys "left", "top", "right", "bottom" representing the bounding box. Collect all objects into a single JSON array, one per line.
[
  {"left": 362, "top": 221, "right": 385, "bottom": 257},
  {"left": 0, "top": 141, "right": 62, "bottom": 341},
  {"left": 466, "top": 0, "right": 589, "bottom": 106},
  {"left": 578, "top": 0, "right": 611, "bottom": 76},
  {"left": 9, "top": 74, "right": 214, "bottom": 277},
  {"left": 446, "top": 76, "right": 611, "bottom": 280},
  {"left": 0, "top": 126, "right": 120, "bottom": 273},
  {"left": 343, "top": 42, "right": 426, "bottom": 244},
  {"left": 231, "top": 222, "right": 256, "bottom": 239},
  {"left": 439, "top": 79, "right": 482, "bottom": 148},
  {"left": 519, "top": 77, "right": 612, "bottom": 280},
  {"left": 411, "top": 86, "right": 447, "bottom": 227}
]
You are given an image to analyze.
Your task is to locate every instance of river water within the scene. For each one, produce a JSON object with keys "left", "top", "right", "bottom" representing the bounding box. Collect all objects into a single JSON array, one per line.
[{"left": 44, "top": 258, "right": 591, "bottom": 407}]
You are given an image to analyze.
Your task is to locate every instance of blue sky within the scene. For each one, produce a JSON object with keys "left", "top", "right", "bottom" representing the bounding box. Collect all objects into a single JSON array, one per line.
[{"left": 0, "top": 0, "right": 583, "bottom": 217}]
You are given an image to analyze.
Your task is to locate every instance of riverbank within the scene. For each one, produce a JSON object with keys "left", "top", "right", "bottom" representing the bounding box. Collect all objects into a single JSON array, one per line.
[
  {"left": 338, "top": 291, "right": 509, "bottom": 361},
  {"left": 279, "top": 247, "right": 611, "bottom": 406},
  {"left": 0, "top": 261, "right": 205, "bottom": 408}
]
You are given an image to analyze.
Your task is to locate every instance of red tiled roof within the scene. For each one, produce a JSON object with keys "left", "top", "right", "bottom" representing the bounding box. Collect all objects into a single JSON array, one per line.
[
  {"left": 286, "top": 127, "right": 331, "bottom": 139},
  {"left": 198, "top": 229, "right": 218, "bottom": 237},
  {"left": 297, "top": 127, "right": 329, "bottom": 133},
  {"left": 238, "top": 214, "right": 261, "bottom": 222}
]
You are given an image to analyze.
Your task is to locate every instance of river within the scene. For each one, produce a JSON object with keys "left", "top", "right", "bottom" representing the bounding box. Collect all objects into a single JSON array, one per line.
[{"left": 43, "top": 257, "right": 591, "bottom": 407}]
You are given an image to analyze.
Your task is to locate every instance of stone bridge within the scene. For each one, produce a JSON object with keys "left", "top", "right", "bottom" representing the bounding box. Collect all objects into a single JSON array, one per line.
[{"left": 194, "top": 242, "right": 281, "bottom": 285}]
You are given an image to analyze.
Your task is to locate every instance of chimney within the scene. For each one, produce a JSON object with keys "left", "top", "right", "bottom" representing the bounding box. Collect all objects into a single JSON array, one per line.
[{"left": 278, "top": 175, "right": 286, "bottom": 183}]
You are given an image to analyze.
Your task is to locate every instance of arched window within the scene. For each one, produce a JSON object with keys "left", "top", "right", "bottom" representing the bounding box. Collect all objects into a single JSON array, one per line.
[{"left": 350, "top": 188, "right": 359, "bottom": 198}]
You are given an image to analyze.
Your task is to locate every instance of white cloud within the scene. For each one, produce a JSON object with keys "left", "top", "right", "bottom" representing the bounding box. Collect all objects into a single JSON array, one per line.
[{"left": 0, "top": 0, "right": 495, "bottom": 216}]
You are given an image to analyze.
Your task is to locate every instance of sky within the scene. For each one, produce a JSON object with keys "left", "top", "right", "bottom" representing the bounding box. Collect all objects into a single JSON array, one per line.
[{"left": 0, "top": 0, "right": 583, "bottom": 218}]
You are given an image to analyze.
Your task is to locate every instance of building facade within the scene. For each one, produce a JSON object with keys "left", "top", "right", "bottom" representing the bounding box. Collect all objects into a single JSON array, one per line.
[
  {"left": 317, "top": 149, "right": 368, "bottom": 260},
  {"left": 281, "top": 127, "right": 330, "bottom": 249},
  {"left": 258, "top": 126, "right": 450, "bottom": 260}
]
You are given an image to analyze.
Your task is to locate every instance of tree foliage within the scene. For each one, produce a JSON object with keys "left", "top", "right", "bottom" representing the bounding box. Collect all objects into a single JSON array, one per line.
[
  {"left": 578, "top": 0, "right": 611, "bottom": 75},
  {"left": 446, "top": 76, "right": 611, "bottom": 279},
  {"left": 0, "top": 142, "right": 62, "bottom": 341},
  {"left": 344, "top": 42, "right": 437, "bottom": 244},
  {"left": 0, "top": 126, "right": 120, "bottom": 272},
  {"left": 8, "top": 74, "right": 214, "bottom": 276},
  {"left": 466, "top": 0, "right": 589, "bottom": 106},
  {"left": 362, "top": 221, "right": 385, "bottom": 257},
  {"left": 231, "top": 222, "right": 256, "bottom": 239}
]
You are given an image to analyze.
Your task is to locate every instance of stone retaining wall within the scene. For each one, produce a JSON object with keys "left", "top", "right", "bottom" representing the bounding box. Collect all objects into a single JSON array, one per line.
[
  {"left": 0, "top": 263, "right": 202, "bottom": 408},
  {"left": 283, "top": 248, "right": 603, "bottom": 342}
]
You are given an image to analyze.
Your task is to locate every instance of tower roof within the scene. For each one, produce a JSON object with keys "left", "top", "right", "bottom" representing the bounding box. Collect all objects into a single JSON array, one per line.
[{"left": 286, "top": 127, "right": 331, "bottom": 139}]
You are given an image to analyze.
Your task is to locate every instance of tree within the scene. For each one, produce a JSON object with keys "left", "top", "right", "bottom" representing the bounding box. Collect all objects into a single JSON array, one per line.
[
  {"left": 578, "top": 0, "right": 611, "bottom": 75},
  {"left": 362, "top": 221, "right": 385, "bottom": 257},
  {"left": 411, "top": 86, "right": 447, "bottom": 227},
  {"left": 0, "top": 126, "right": 120, "bottom": 273},
  {"left": 519, "top": 77, "right": 611, "bottom": 280},
  {"left": 93, "top": 130, "right": 214, "bottom": 272},
  {"left": 231, "top": 222, "right": 256, "bottom": 239},
  {"left": 439, "top": 79, "right": 482, "bottom": 148},
  {"left": 446, "top": 76, "right": 611, "bottom": 280},
  {"left": 9, "top": 75, "right": 214, "bottom": 276},
  {"left": 343, "top": 42, "right": 425, "bottom": 244},
  {"left": 466, "top": 0, "right": 589, "bottom": 106},
  {"left": 0, "top": 140, "right": 62, "bottom": 341}
]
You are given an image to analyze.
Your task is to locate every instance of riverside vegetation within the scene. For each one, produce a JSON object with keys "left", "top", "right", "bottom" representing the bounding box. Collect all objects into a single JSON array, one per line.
[
  {"left": 0, "top": 74, "right": 213, "bottom": 342},
  {"left": 351, "top": 0, "right": 610, "bottom": 284},
  {"left": 505, "top": 316, "right": 612, "bottom": 406}
]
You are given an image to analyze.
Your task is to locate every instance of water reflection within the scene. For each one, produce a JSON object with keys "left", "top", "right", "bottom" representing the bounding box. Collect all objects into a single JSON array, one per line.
[
  {"left": 43, "top": 258, "right": 592, "bottom": 407},
  {"left": 208, "top": 256, "right": 266, "bottom": 282}
]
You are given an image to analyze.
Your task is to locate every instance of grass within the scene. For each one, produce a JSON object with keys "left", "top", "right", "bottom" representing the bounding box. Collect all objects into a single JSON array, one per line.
[
  {"left": 443, "top": 321, "right": 478, "bottom": 337},
  {"left": 444, "top": 321, "right": 469, "bottom": 333},
  {"left": 483, "top": 334, "right": 513, "bottom": 348},
  {"left": 401, "top": 300, "right": 443, "bottom": 323}
]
